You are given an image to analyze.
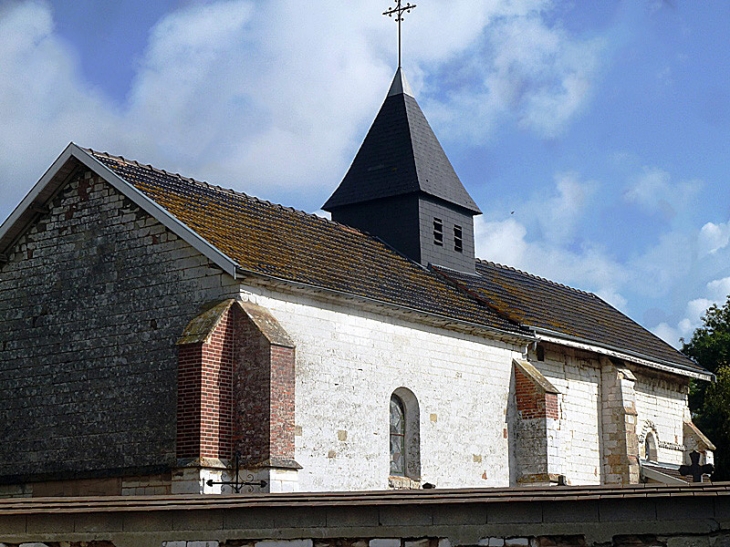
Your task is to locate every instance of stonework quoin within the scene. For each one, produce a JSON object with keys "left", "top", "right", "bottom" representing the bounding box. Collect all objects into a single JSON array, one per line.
[{"left": 600, "top": 361, "right": 640, "bottom": 484}]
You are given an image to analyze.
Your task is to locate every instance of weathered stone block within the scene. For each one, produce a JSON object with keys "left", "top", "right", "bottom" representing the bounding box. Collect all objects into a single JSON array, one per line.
[
  {"left": 487, "top": 503, "right": 542, "bottom": 524},
  {"left": 667, "top": 537, "right": 711, "bottom": 547}
]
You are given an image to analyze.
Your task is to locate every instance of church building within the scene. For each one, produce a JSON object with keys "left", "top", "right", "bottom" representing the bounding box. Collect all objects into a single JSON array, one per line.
[{"left": 0, "top": 68, "right": 715, "bottom": 497}]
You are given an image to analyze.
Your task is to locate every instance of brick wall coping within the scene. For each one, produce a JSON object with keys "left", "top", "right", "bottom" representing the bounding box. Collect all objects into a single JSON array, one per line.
[{"left": 2, "top": 483, "right": 730, "bottom": 515}]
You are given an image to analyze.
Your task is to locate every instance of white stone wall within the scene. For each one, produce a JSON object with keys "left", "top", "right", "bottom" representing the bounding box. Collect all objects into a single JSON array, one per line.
[
  {"left": 633, "top": 373, "right": 689, "bottom": 465},
  {"left": 242, "top": 287, "right": 523, "bottom": 491},
  {"left": 533, "top": 348, "right": 602, "bottom": 486}
]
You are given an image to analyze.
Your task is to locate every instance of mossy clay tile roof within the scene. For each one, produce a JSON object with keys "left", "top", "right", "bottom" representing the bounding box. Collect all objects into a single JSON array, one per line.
[
  {"left": 89, "top": 151, "right": 522, "bottom": 335},
  {"left": 434, "top": 261, "right": 704, "bottom": 374}
]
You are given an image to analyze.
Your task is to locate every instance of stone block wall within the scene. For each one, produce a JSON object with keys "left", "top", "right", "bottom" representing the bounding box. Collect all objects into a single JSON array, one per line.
[
  {"left": 6, "top": 534, "right": 730, "bottom": 547},
  {"left": 633, "top": 372, "right": 689, "bottom": 465},
  {"left": 0, "top": 169, "right": 237, "bottom": 486},
  {"left": 600, "top": 362, "right": 639, "bottom": 484},
  {"left": 243, "top": 287, "right": 524, "bottom": 491},
  {"left": 2, "top": 485, "right": 730, "bottom": 547},
  {"left": 530, "top": 345, "right": 602, "bottom": 486}
]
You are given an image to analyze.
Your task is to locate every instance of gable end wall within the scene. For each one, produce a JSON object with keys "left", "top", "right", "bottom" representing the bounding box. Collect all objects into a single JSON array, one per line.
[{"left": 0, "top": 169, "right": 237, "bottom": 483}]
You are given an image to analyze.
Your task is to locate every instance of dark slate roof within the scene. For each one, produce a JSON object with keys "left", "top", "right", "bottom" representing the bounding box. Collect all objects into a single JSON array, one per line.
[
  {"left": 433, "top": 261, "right": 705, "bottom": 375},
  {"left": 88, "top": 151, "right": 521, "bottom": 336},
  {"left": 323, "top": 70, "right": 481, "bottom": 214}
]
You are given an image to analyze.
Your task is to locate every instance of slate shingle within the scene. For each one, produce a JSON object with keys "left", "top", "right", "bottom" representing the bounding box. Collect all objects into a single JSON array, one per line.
[{"left": 323, "top": 79, "right": 480, "bottom": 214}]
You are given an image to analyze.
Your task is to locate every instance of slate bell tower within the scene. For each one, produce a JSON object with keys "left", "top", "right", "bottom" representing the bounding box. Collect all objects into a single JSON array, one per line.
[{"left": 323, "top": 68, "right": 481, "bottom": 273}]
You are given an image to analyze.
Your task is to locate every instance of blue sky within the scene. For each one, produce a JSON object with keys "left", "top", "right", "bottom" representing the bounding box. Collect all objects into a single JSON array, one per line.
[{"left": 1, "top": 0, "right": 729, "bottom": 348}]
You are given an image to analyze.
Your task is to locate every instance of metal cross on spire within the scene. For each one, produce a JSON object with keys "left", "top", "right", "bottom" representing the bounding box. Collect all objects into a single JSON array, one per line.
[{"left": 383, "top": 0, "right": 417, "bottom": 68}]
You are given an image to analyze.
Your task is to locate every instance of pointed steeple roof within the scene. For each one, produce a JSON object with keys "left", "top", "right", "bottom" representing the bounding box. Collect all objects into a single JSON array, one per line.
[{"left": 323, "top": 69, "right": 481, "bottom": 214}]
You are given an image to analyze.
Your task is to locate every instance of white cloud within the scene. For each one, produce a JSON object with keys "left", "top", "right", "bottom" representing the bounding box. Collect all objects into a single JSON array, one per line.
[
  {"left": 651, "top": 322, "right": 681, "bottom": 347},
  {"left": 124, "top": 0, "right": 395, "bottom": 193},
  {"left": 476, "top": 171, "right": 596, "bottom": 254},
  {"left": 0, "top": 0, "right": 120, "bottom": 217},
  {"left": 623, "top": 166, "right": 702, "bottom": 220},
  {"left": 533, "top": 172, "right": 596, "bottom": 245},
  {"left": 707, "top": 277, "right": 730, "bottom": 302},
  {"left": 475, "top": 161, "right": 727, "bottom": 350},
  {"left": 427, "top": 1, "right": 606, "bottom": 141},
  {"left": 0, "top": 0, "right": 400, "bottom": 221},
  {"left": 475, "top": 212, "right": 629, "bottom": 314},
  {"left": 650, "top": 280, "right": 730, "bottom": 348},
  {"left": 0, "top": 0, "right": 611, "bottom": 225},
  {"left": 628, "top": 230, "right": 695, "bottom": 298},
  {"left": 698, "top": 219, "right": 730, "bottom": 256},
  {"left": 475, "top": 216, "right": 528, "bottom": 266},
  {"left": 490, "top": 16, "right": 601, "bottom": 137}
]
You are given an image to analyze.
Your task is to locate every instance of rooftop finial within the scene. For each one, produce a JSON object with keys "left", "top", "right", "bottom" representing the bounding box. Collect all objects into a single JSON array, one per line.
[{"left": 383, "top": 0, "right": 417, "bottom": 69}]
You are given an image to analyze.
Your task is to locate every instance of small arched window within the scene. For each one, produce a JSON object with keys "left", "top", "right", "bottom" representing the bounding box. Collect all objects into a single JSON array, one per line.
[
  {"left": 390, "top": 395, "right": 406, "bottom": 475},
  {"left": 389, "top": 388, "right": 420, "bottom": 481},
  {"left": 644, "top": 432, "right": 658, "bottom": 461}
]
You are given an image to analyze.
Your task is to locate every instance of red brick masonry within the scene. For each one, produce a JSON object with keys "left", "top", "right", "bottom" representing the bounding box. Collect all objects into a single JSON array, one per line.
[
  {"left": 515, "top": 366, "right": 559, "bottom": 420},
  {"left": 177, "top": 301, "right": 296, "bottom": 467}
]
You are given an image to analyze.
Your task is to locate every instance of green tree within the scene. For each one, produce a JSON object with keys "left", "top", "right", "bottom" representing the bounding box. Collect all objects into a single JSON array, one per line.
[{"left": 682, "top": 295, "right": 730, "bottom": 480}]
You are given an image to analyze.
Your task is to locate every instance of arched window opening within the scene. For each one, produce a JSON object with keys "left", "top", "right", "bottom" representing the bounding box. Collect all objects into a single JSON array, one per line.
[
  {"left": 644, "top": 432, "right": 658, "bottom": 461},
  {"left": 390, "top": 395, "right": 406, "bottom": 476},
  {"left": 389, "top": 387, "right": 421, "bottom": 482}
]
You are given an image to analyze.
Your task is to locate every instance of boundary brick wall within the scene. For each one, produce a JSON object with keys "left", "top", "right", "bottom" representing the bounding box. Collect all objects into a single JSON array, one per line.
[{"left": 0, "top": 169, "right": 237, "bottom": 484}]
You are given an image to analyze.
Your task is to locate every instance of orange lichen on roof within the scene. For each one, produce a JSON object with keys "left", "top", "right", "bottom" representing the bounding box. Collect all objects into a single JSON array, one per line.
[
  {"left": 88, "top": 150, "right": 704, "bottom": 375},
  {"left": 90, "top": 151, "right": 523, "bottom": 336}
]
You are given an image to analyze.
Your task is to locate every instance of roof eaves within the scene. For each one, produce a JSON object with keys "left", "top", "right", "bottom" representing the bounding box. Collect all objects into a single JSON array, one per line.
[
  {"left": 79, "top": 147, "right": 239, "bottom": 279},
  {"left": 235, "top": 265, "right": 535, "bottom": 344},
  {"left": 535, "top": 328, "right": 712, "bottom": 381}
]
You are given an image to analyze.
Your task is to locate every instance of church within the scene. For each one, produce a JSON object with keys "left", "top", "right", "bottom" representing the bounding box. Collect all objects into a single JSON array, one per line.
[{"left": 0, "top": 67, "right": 715, "bottom": 498}]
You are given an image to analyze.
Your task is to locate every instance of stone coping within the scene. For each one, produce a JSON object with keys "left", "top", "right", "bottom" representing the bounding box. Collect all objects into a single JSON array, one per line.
[{"left": 2, "top": 483, "right": 730, "bottom": 514}]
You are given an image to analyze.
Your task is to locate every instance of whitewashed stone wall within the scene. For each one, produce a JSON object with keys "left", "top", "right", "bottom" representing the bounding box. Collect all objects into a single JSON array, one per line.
[
  {"left": 532, "top": 347, "right": 602, "bottom": 486},
  {"left": 241, "top": 287, "right": 524, "bottom": 491},
  {"left": 633, "top": 372, "right": 689, "bottom": 465}
]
